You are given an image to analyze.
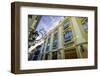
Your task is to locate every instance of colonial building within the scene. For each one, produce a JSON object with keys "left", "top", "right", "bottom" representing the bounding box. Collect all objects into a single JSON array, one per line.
[{"left": 28, "top": 16, "right": 88, "bottom": 60}]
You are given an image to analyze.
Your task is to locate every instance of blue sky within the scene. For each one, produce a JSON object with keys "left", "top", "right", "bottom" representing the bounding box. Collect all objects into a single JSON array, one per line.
[
  {"left": 35, "top": 16, "right": 64, "bottom": 40},
  {"left": 36, "top": 16, "right": 64, "bottom": 33}
]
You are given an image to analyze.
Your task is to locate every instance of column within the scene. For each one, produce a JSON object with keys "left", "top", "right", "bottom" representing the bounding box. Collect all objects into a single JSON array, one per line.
[
  {"left": 42, "top": 38, "right": 48, "bottom": 60},
  {"left": 71, "top": 17, "right": 86, "bottom": 58},
  {"left": 49, "top": 33, "right": 54, "bottom": 59},
  {"left": 58, "top": 25, "right": 64, "bottom": 59}
]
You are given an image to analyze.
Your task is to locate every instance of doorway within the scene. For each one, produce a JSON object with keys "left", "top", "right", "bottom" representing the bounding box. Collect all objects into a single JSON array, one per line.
[{"left": 64, "top": 48, "right": 77, "bottom": 59}]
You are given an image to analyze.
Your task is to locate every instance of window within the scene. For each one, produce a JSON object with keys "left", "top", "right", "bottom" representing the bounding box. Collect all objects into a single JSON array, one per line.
[
  {"left": 46, "top": 37, "right": 50, "bottom": 51},
  {"left": 64, "top": 21, "right": 70, "bottom": 29},
  {"left": 80, "top": 17, "right": 88, "bottom": 32},
  {"left": 63, "top": 21, "right": 73, "bottom": 42},
  {"left": 40, "top": 54, "right": 44, "bottom": 60},
  {"left": 45, "top": 53, "right": 49, "bottom": 60},
  {"left": 32, "top": 55, "right": 38, "bottom": 60},
  {"left": 32, "top": 50, "right": 40, "bottom": 60},
  {"left": 52, "top": 51, "right": 58, "bottom": 59},
  {"left": 83, "top": 20, "right": 88, "bottom": 32},
  {"left": 53, "top": 31, "right": 58, "bottom": 49},
  {"left": 34, "top": 50, "right": 40, "bottom": 55},
  {"left": 42, "top": 42, "right": 45, "bottom": 53},
  {"left": 64, "top": 30, "right": 72, "bottom": 42},
  {"left": 46, "top": 44, "right": 50, "bottom": 51},
  {"left": 31, "top": 45, "right": 42, "bottom": 60}
]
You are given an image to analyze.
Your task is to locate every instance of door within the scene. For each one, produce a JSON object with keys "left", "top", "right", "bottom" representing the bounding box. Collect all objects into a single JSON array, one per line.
[
  {"left": 64, "top": 48, "right": 77, "bottom": 59},
  {"left": 52, "top": 51, "right": 57, "bottom": 59}
]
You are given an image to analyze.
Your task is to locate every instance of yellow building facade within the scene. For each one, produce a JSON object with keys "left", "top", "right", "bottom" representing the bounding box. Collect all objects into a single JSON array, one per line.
[{"left": 29, "top": 16, "right": 88, "bottom": 60}]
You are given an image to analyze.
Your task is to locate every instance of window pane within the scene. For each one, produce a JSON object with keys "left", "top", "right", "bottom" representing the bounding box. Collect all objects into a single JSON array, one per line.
[
  {"left": 46, "top": 37, "right": 50, "bottom": 51},
  {"left": 45, "top": 54, "right": 49, "bottom": 60},
  {"left": 83, "top": 21, "right": 88, "bottom": 32},
  {"left": 64, "top": 21, "right": 70, "bottom": 29},
  {"left": 63, "top": 21, "right": 73, "bottom": 42},
  {"left": 32, "top": 55, "right": 38, "bottom": 60},
  {"left": 64, "top": 30, "right": 72, "bottom": 41},
  {"left": 53, "top": 31, "right": 58, "bottom": 49},
  {"left": 79, "top": 17, "right": 88, "bottom": 32}
]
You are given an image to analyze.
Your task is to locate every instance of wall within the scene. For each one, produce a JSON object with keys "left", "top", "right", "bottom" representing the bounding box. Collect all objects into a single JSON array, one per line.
[{"left": 0, "top": 0, "right": 99, "bottom": 76}]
